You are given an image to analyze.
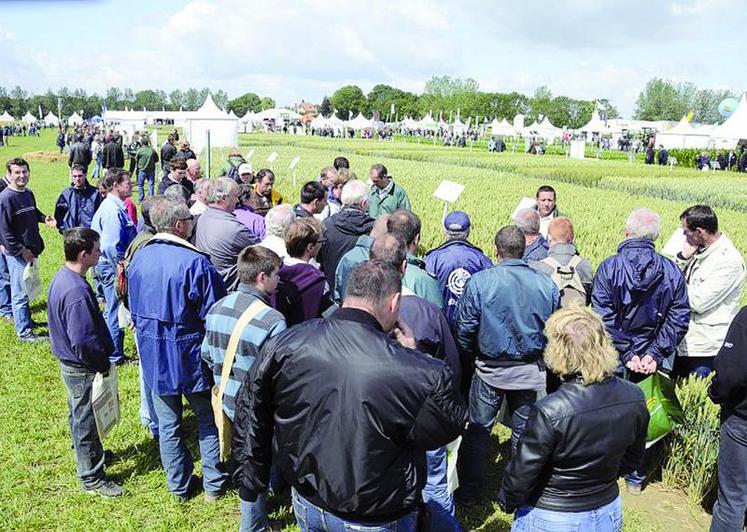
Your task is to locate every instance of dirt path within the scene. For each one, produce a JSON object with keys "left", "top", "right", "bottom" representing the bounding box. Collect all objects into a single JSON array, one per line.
[{"left": 621, "top": 481, "right": 711, "bottom": 531}]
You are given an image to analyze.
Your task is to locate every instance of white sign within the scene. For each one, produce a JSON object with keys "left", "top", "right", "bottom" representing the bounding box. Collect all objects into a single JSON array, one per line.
[
  {"left": 289, "top": 156, "right": 301, "bottom": 170},
  {"left": 511, "top": 197, "right": 536, "bottom": 220},
  {"left": 432, "top": 180, "right": 465, "bottom": 204},
  {"left": 245, "top": 149, "right": 255, "bottom": 160},
  {"left": 662, "top": 228, "right": 686, "bottom": 257},
  {"left": 569, "top": 140, "right": 585, "bottom": 160},
  {"left": 266, "top": 152, "right": 278, "bottom": 163}
]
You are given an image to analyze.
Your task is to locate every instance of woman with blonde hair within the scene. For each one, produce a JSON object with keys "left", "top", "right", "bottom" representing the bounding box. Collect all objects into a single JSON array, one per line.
[{"left": 498, "top": 307, "right": 649, "bottom": 531}]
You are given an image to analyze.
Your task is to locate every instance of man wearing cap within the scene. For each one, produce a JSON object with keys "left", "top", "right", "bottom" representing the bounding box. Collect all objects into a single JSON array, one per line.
[
  {"left": 425, "top": 211, "right": 492, "bottom": 323},
  {"left": 237, "top": 164, "right": 254, "bottom": 185}
]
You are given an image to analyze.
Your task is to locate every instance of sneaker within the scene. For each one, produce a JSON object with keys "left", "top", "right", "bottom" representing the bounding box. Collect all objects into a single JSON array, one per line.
[
  {"left": 19, "top": 333, "right": 49, "bottom": 344},
  {"left": 204, "top": 489, "right": 227, "bottom": 503},
  {"left": 84, "top": 479, "right": 124, "bottom": 498},
  {"left": 625, "top": 482, "right": 642, "bottom": 496}
]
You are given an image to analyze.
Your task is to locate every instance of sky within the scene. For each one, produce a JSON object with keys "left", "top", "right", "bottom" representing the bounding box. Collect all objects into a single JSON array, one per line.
[{"left": 1, "top": 0, "right": 745, "bottom": 117}]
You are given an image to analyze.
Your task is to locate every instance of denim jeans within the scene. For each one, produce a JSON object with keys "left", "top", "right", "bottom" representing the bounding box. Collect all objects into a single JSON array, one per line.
[
  {"left": 0, "top": 252, "right": 12, "bottom": 318},
  {"left": 423, "top": 447, "right": 461, "bottom": 531},
  {"left": 150, "top": 390, "right": 227, "bottom": 497},
  {"left": 59, "top": 361, "right": 106, "bottom": 489},
  {"left": 711, "top": 415, "right": 747, "bottom": 532},
  {"left": 4, "top": 252, "right": 32, "bottom": 338},
  {"left": 292, "top": 489, "right": 418, "bottom": 532},
  {"left": 240, "top": 494, "right": 270, "bottom": 532},
  {"left": 95, "top": 262, "right": 125, "bottom": 363},
  {"left": 137, "top": 170, "right": 155, "bottom": 203},
  {"left": 512, "top": 496, "right": 623, "bottom": 531},
  {"left": 133, "top": 336, "right": 159, "bottom": 438},
  {"left": 457, "top": 374, "right": 538, "bottom": 500}
]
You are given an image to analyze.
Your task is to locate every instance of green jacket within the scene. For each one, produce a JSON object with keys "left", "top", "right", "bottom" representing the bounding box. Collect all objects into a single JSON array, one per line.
[
  {"left": 368, "top": 182, "right": 411, "bottom": 218},
  {"left": 403, "top": 254, "right": 444, "bottom": 308},
  {"left": 135, "top": 146, "right": 159, "bottom": 173},
  {"left": 220, "top": 155, "right": 246, "bottom": 176}
]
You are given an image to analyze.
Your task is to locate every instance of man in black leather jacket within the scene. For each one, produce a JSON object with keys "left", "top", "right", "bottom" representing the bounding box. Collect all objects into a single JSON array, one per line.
[
  {"left": 499, "top": 307, "right": 648, "bottom": 528},
  {"left": 233, "top": 260, "right": 466, "bottom": 529}
]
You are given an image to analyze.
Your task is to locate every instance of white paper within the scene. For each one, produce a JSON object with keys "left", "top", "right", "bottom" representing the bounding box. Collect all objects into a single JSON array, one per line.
[
  {"left": 432, "top": 180, "right": 465, "bottom": 204},
  {"left": 289, "top": 156, "right": 301, "bottom": 169},
  {"left": 662, "top": 228, "right": 686, "bottom": 257},
  {"left": 266, "top": 151, "right": 278, "bottom": 163},
  {"left": 245, "top": 149, "right": 255, "bottom": 160},
  {"left": 511, "top": 197, "right": 536, "bottom": 220}
]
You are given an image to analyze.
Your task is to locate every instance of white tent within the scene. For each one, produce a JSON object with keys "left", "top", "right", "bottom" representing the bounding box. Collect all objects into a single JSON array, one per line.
[
  {"left": 513, "top": 114, "right": 525, "bottom": 133},
  {"left": 522, "top": 120, "right": 541, "bottom": 136},
  {"left": 228, "top": 110, "right": 238, "bottom": 119},
  {"left": 0, "top": 111, "right": 14, "bottom": 122},
  {"left": 579, "top": 110, "right": 609, "bottom": 135},
  {"left": 22, "top": 111, "right": 37, "bottom": 124},
  {"left": 452, "top": 117, "right": 467, "bottom": 136},
  {"left": 182, "top": 95, "right": 238, "bottom": 153},
  {"left": 68, "top": 112, "right": 83, "bottom": 126},
  {"left": 417, "top": 113, "right": 438, "bottom": 131},
  {"left": 655, "top": 115, "right": 711, "bottom": 149},
  {"left": 400, "top": 116, "right": 418, "bottom": 129},
  {"left": 44, "top": 111, "right": 60, "bottom": 126},
  {"left": 348, "top": 112, "right": 373, "bottom": 130},
  {"left": 535, "top": 117, "right": 563, "bottom": 143},
  {"left": 710, "top": 93, "right": 747, "bottom": 148},
  {"left": 491, "top": 118, "right": 515, "bottom": 136}
]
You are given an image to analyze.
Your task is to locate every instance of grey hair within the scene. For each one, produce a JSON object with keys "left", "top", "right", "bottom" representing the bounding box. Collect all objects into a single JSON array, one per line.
[
  {"left": 626, "top": 208, "right": 660, "bottom": 241},
  {"left": 194, "top": 178, "right": 211, "bottom": 196},
  {"left": 163, "top": 184, "right": 190, "bottom": 204},
  {"left": 514, "top": 208, "right": 540, "bottom": 236},
  {"left": 150, "top": 198, "right": 190, "bottom": 232},
  {"left": 207, "top": 177, "right": 238, "bottom": 204},
  {"left": 446, "top": 228, "right": 470, "bottom": 240},
  {"left": 341, "top": 179, "right": 368, "bottom": 207},
  {"left": 265, "top": 204, "right": 296, "bottom": 237}
]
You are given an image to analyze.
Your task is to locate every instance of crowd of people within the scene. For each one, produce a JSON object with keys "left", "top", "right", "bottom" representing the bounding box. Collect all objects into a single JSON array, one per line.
[{"left": 3, "top": 146, "right": 747, "bottom": 532}]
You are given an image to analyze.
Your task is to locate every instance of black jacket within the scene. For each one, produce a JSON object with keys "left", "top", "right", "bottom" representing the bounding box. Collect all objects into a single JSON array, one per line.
[
  {"left": 498, "top": 376, "right": 648, "bottom": 513},
  {"left": 161, "top": 142, "right": 177, "bottom": 170},
  {"left": 68, "top": 141, "right": 92, "bottom": 169},
  {"left": 709, "top": 306, "right": 747, "bottom": 422},
  {"left": 233, "top": 307, "right": 466, "bottom": 522},
  {"left": 102, "top": 141, "right": 124, "bottom": 169},
  {"left": 320, "top": 207, "right": 374, "bottom": 292}
]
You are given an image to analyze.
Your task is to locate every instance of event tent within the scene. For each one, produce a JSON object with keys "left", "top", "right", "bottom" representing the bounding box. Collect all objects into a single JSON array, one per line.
[
  {"left": 68, "top": 112, "right": 83, "bottom": 126},
  {"left": 348, "top": 112, "right": 373, "bottom": 130},
  {"left": 710, "top": 93, "right": 747, "bottom": 148},
  {"left": 579, "top": 110, "right": 609, "bottom": 135},
  {"left": 0, "top": 111, "right": 14, "bottom": 122},
  {"left": 452, "top": 117, "right": 467, "bottom": 136},
  {"left": 513, "top": 114, "right": 525, "bottom": 132},
  {"left": 22, "top": 111, "right": 37, "bottom": 124},
  {"left": 491, "top": 118, "right": 515, "bottom": 136},
  {"left": 536, "top": 117, "right": 563, "bottom": 142},
  {"left": 182, "top": 94, "right": 238, "bottom": 153},
  {"left": 655, "top": 115, "right": 711, "bottom": 149},
  {"left": 44, "top": 111, "right": 60, "bottom": 126},
  {"left": 417, "top": 113, "right": 438, "bottom": 131},
  {"left": 400, "top": 116, "right": 419, "bottom": 129}
]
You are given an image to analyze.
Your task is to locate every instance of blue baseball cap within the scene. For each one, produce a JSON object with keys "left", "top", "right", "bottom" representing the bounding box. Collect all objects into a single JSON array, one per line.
[{"left": 444, "top": 211, "right": 470, "bottom": 231}]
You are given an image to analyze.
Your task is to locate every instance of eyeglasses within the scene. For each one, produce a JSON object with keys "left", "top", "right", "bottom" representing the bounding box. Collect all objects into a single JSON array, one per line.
[
  {"left": 178, "top": 215, "right": 194, "bottom": 222},
  {"left": 316, "top": 238, "right": 327, "bottom": 244}
]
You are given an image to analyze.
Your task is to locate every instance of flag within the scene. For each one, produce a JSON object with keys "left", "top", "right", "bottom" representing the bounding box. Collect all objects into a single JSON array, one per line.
[
  {"left": 349, "top": 110, "right": 353, "bottom": 120},
  {"left": 38, "top": 104, "right": 42, "bottom": 120},
  {"left": 390, "top": 103, "right": 395, "bottom": 117}
]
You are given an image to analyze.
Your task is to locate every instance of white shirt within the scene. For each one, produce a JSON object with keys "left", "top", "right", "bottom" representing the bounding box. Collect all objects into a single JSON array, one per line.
[{"left": 189, "top": 200, "right": 207, "bottom": 216}]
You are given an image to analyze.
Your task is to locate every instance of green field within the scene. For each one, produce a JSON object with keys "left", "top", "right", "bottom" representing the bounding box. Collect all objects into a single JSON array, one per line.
[{"left": 0, "top": 130, "right": 722, "bottom": 530}]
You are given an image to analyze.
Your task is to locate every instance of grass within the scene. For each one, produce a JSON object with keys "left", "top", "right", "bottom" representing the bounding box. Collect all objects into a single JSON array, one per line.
[{"left": 0, "top": 130, "right": 716, "bottom": 531}]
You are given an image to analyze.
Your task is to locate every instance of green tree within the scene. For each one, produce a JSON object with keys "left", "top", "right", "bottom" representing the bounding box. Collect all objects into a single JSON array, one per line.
[
  {"left": 259, "top": 97, "right": 275, "bottom": 110},
  {"left": 319, "top": 96, "right": 333, "bottom": 118},
  {"left": 228, "top": 92, "right": 262, "bottom": 115},
  {"left": 528, "top": 85, "right": 553, "bottom": 123},
  {"left": 169, "top": 89, "right": 184, "bottom": 110},
  {"left": 633, "top": 78, "right": 691, "bottom": 120},
  {"left": 10, "top": 86, "right": 28, "bottom": 117},
  {"left": 213, "top": 90, "right": 229, "bottom": 109},
  {"left": 133, "top": 90, "right": 166, "bottom": 110},
  {"left": 183, "top": 88, "right": 201, "bottom": 111},
  {"left": 331, "top": 85, "right": 366, "bottom": 119},
  {"left": 692, "top": 88, "right": 735, "bottom": 124}
]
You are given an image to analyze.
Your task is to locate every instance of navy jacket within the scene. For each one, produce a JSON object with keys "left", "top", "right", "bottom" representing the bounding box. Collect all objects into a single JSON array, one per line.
[
  {"left": 592, "top": 238, "right": 690, "bottom": 368},
  {"left": 54, "top": 183, "right": 102, "bottom": 232},
  {"left": 453, "top": 259, "right": 560, "bottom": 364},
  {"left": 424, "top": 239, "right": 492, "bottom": 323},
  {"left": 523, "top": 235, "right": 549, "bottom": 262}
]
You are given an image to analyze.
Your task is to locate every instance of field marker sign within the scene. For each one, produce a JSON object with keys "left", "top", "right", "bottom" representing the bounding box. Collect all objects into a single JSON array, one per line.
[{"left": 433, "top": 180, "right": 465, "bottom": 221}]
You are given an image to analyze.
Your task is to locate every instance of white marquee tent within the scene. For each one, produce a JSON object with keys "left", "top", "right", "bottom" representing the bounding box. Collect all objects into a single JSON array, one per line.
[
  {"left": 417, "top": 113, "right": 438, "bottom": 131},
  {"left": 400, "top": 116, "right": 419, "bottom": 129},
  {"left": 710, "top": 93, "right": 747, "bottom": 148},
  {"left": 22, "top": 111, "right": 37, "bottom": 124},
  {"left": 513, "top": 114, "right": 525, "bottom": 133},
  {"left": 655, "top": 115, "right": 711, "bottom": 149},
  {"left": 579, "top": 110, "right": 609, "bottom": 135},
  {"left": 536, "top": 117, "right": 563, "bottom": 142},
  {"left": 44, "top": 111, "right": 60, "bottom": 126},
  {"left": 68, "top": 112, "right": 83, "bottom": 126},
  {"left": 452, "top": 117, "right": 467, "bottom": 136},
  {"left": 0, "top": 111, "right": 15, "bottom": 122},
  {"left": 348, "top": 112, "right": 373, "bottom": 130},
  {"left": 182, "top": 95, "right": 238, "bottom": 153}
]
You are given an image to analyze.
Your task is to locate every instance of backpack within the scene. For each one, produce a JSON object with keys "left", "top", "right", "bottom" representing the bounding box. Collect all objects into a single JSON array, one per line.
[
  {"left": 226, "top": 160, "right": 241, "bottom": 183},
  {"left": 542, "top": 255, "right": 587, "bottom": 308}
]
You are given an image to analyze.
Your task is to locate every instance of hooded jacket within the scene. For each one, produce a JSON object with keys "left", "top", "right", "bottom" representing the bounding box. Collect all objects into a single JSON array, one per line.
[
  {"left": 320, "top": 207, "right": 374, "bottom": 292},
  {"left": 273, "top": 260, "right": 328, "bottom": 326},
  {"left": 54, "top": 183, "right": 102, "bottom": 232},
  {"left": 592, "top": 238, "right": 690, "bottom": 369}
]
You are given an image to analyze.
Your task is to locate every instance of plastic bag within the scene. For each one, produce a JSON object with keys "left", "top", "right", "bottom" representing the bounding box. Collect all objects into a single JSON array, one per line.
[
  {"left": 637, "top": 372, "right": 685, "bottom": 447},
  {"left": 92, "top": 365, "right": 121, "bottom": 439},
  {"left": 446, "top": 436, "right": 462, "bottom": 494},
  {"left": 23, "top": 259, "right": 41, "bottom": 301}
]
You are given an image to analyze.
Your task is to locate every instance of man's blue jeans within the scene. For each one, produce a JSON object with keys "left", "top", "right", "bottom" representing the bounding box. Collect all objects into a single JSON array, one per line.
[
  {"left": 291, "top": 489, "right": 418, "bottom": 532},
  {"left": 95, "top": 262, "right": 125, "bottom": 364},
  {"left": 133, "top": 336, "right": 159, "bottom": 438},
  {"left": 137, "top": 170, "right": 155, "bottom": 203},
  {"left": 0, "top": 252, "right": 12, "bottom": 318},
  {"left": 240, "top": 494, "right": 269, "bottom": 532},
  {"left": 512, "top": 496, "right": 623, "bottom": 532},
  {"left": 711, "top": 415, "right": 747, "bottom": 532},
  {"left": 59, "top": 361, "right": 106, "bottom": 489},
  {"left": 150, "top": 390, "right": 227, "bottom": 497},
  {"left": 4, "top": 252, "right": 32, "bottom": 338},
  {"left": 423, "top": 447, "right": 461, "bottom": 531},
  {"left": 457, "top": 374, "right": 537, "bottom": 501}
]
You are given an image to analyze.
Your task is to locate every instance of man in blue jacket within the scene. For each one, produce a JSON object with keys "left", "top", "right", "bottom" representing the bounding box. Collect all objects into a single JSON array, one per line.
[
  {"left": 128, "top": 198, "right": 228, "bottom": 502},
  {"left": 453, "top": 225, "right": 560, "bottom": 504},
  {"left": 54, "top": 164, "right": 102, "bottom": 232},
  {"left": 424, "top": 211, "right": 492, "bottom": 324},
  {"left": 47, "top": 227, "right": 122, "bottom": 497},
  {"left": 592, "top": 208, "right": 690, "bottom": 492}
]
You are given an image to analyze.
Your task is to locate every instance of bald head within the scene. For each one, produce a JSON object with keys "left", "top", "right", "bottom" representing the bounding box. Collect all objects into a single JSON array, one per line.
[{"left": 369, "top": 234, "right": 407, "bottom": 275}]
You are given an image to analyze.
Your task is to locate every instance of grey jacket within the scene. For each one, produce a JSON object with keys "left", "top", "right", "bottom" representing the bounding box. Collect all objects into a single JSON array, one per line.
[{"left": 195, "top": 207, "right": 259, "bottom": 291}]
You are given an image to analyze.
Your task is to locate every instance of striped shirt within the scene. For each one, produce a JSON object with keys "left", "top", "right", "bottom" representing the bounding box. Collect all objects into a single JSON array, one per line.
[{"left": 201, "top": 284, "right": 286, "bottom": 421}]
